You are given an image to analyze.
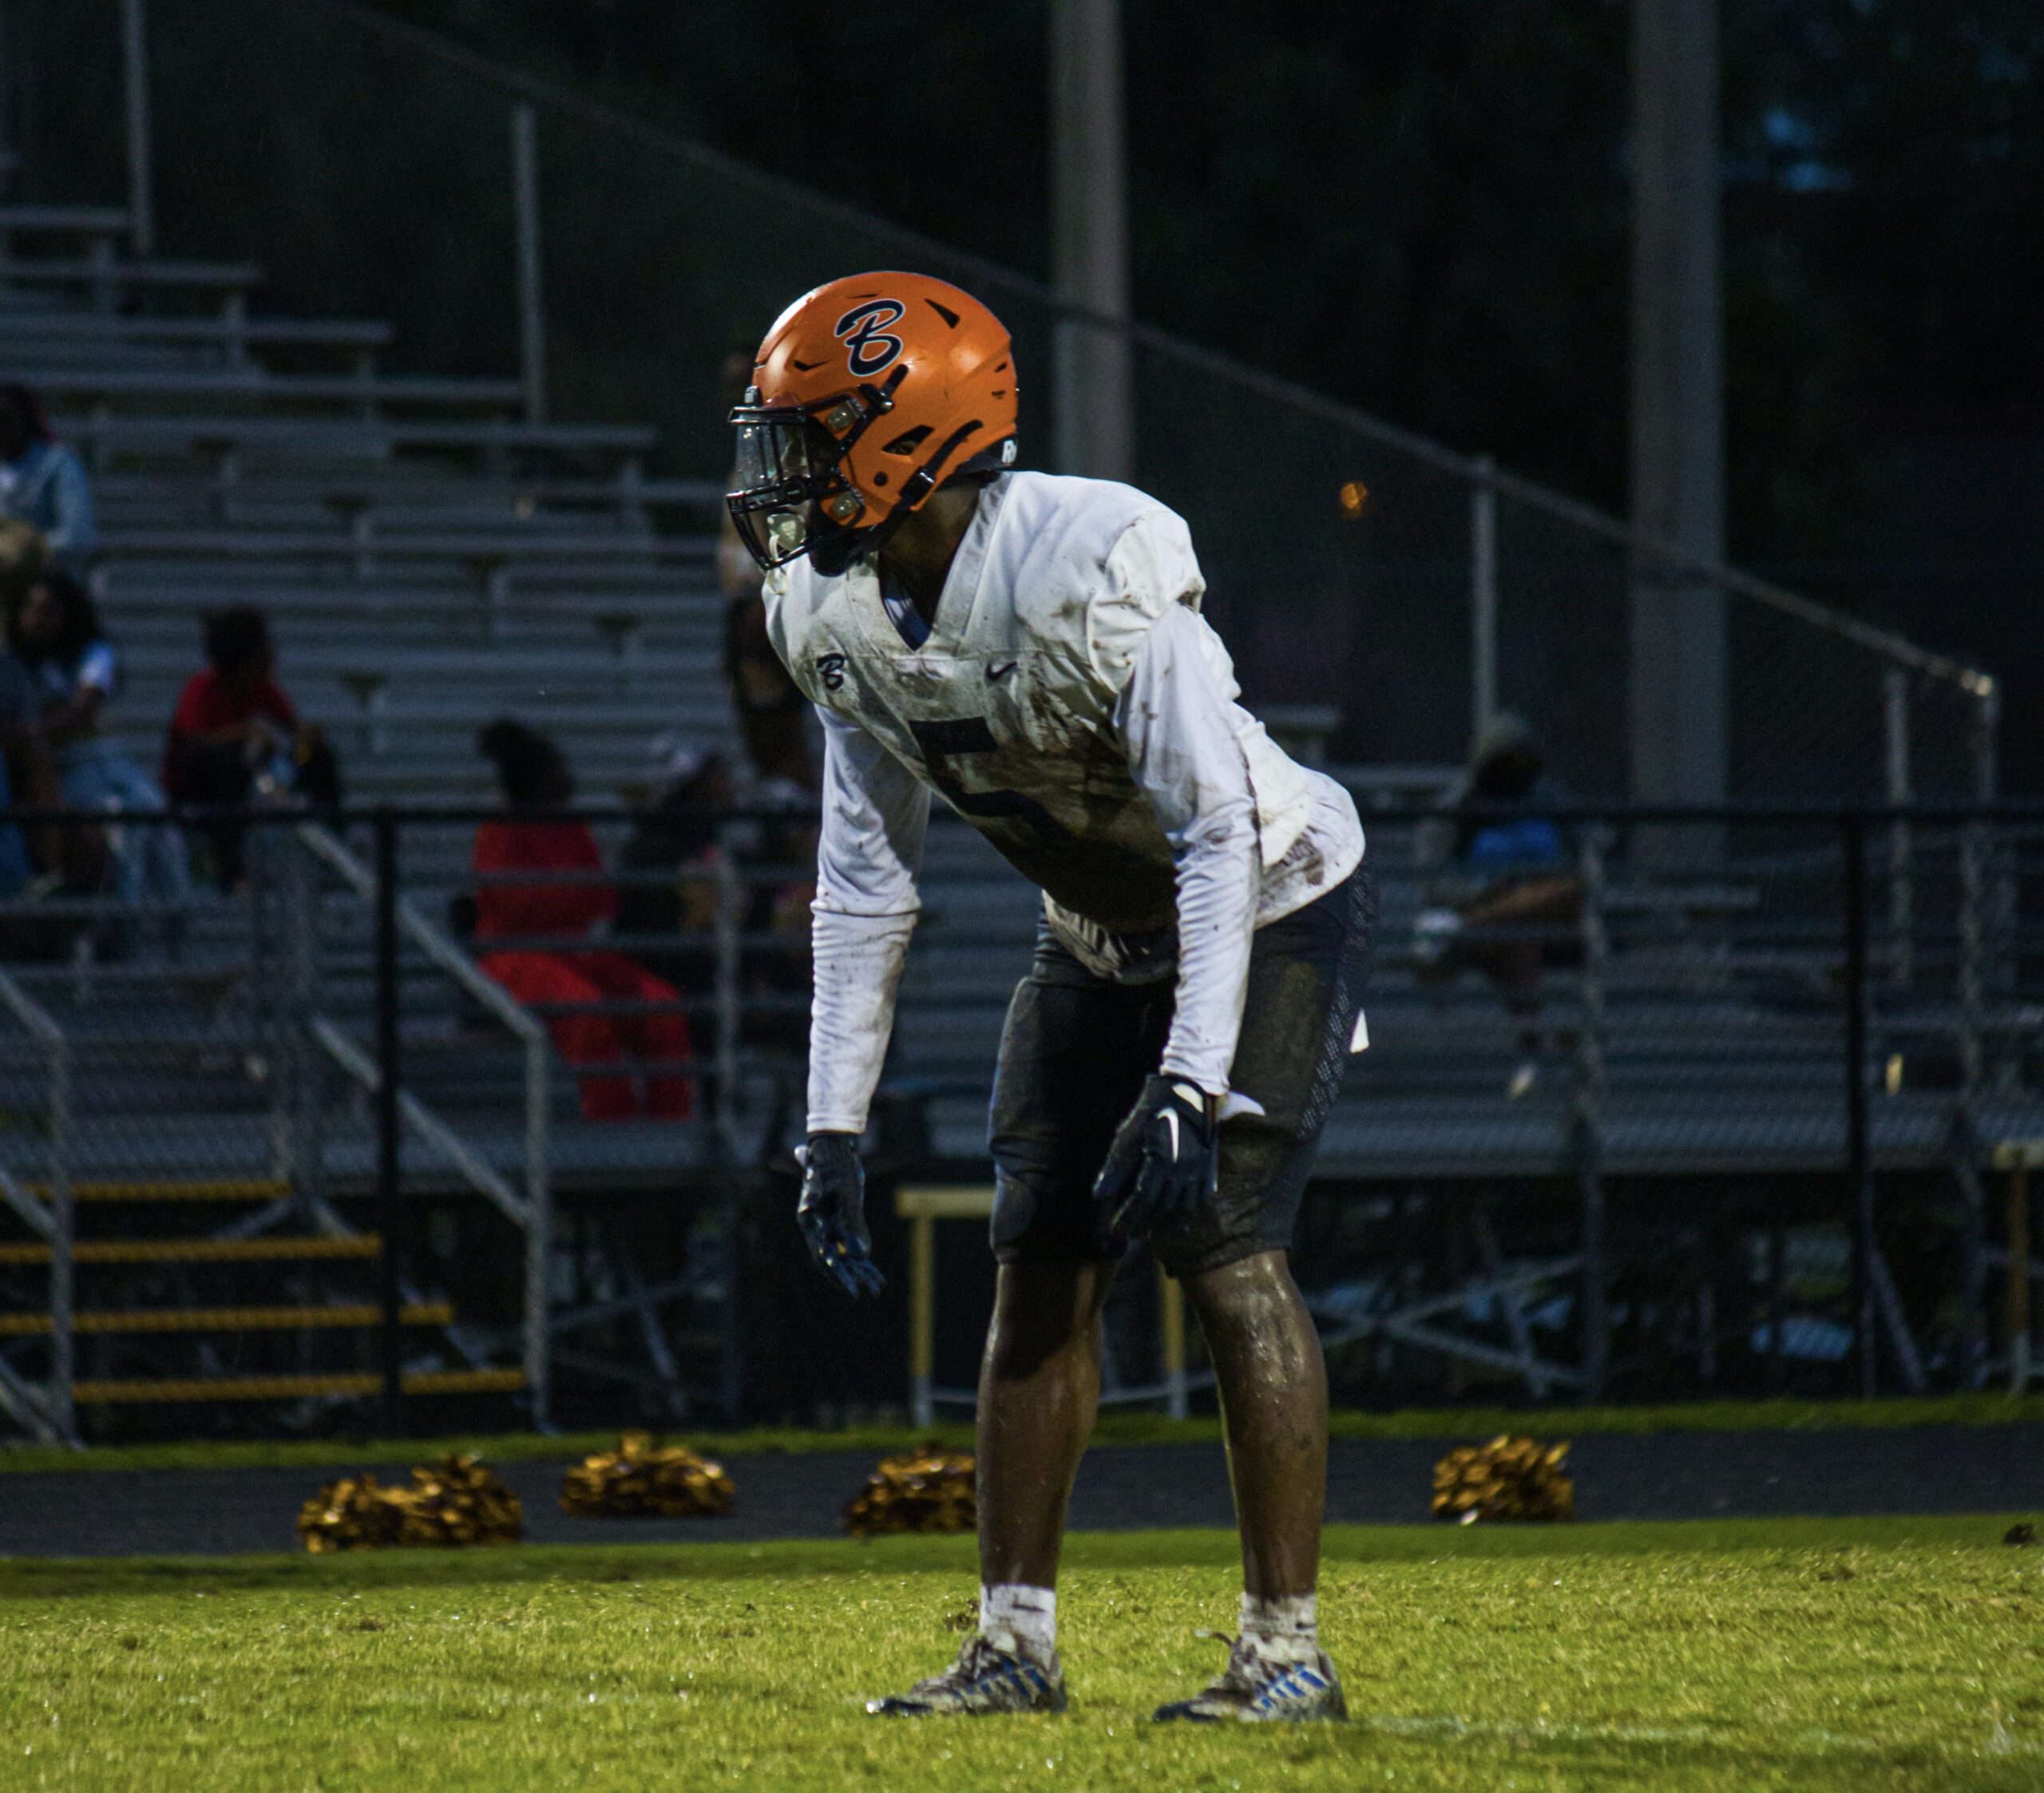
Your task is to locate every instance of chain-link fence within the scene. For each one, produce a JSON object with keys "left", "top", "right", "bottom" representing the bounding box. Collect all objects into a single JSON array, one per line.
[
  {"left": 1, "top": 0, "right": 1999, "bottom": 805},
  {"left": 0, "top": 0, "right": 2029, "bottom": 1443},
  {"left": 0, "top": 803, "right": 812, "bottom": 1443},
  {"left": 0, "top": 799, "right": 2039, "bottom": 1444}
]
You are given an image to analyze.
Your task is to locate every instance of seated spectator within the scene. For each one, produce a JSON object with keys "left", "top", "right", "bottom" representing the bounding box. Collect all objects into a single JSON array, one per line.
[
  {"left": 6, "top": 569, "right": 188, "bottom": 913},
  {"left": 163, "top": 606, "right": 341, "bottom": 890},
  {"left": 471, "top": 720, "right": 693, "bottom": 1122},
  {"left": 1412, "top": 713, "right": 1583, "bottom": 1098},
  {"left": 0, "top": 542, "right": 106, "bottom": 915},
  {"left": 0, "top": 689, "right": 101, "bottom": 889},
  {"left": 0, "top": 385, "right": 95, "bottom": 571}
]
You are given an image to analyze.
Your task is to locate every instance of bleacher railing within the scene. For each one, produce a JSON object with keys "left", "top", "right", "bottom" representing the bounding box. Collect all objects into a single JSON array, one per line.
[
  {"left": 0, "top": 802, "right": 811, "bottom": 1443},
  {"left": 0, "top": 800, "right": 2039, "bottom": 1443},
  {"left": 4, "top": 0, "right": 1999, "bottom": 805}
]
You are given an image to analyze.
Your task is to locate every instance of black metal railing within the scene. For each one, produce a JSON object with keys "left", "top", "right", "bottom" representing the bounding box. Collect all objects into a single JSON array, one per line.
[{"left": 0, "top": 798, "right": 2038, "bottom": 1443}]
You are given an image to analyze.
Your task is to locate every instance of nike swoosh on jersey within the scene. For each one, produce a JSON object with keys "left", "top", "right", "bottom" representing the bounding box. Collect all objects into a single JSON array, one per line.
[{"left": 987, "top": 660, "right": 1018, "bottom": 681}]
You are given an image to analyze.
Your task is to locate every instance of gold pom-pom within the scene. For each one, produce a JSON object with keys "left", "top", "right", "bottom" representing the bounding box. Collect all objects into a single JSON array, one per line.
[
  {"left": 558, "top": 1432, "right": 736, "bottom": 1518},
  {"left": 296, "top": 1455, "right": 524, "bottom": 1553},
  {"left": 1431, "top": 1435, "right": 1575, "bottom": 1524},
  {"left": 842, "top": 1447, "right": 976, "bottom": 1538}
]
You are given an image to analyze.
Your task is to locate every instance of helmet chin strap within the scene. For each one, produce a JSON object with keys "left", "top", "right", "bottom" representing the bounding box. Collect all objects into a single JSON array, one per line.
[
  {"left": 806, "top": 473, "right": 949, "bottom": 577},
  {"left": 806, "top": 510, "right": 893, "bottom": 578},
  {"left": 804, "top": 432, "right": 1013, "bottom": 577}
]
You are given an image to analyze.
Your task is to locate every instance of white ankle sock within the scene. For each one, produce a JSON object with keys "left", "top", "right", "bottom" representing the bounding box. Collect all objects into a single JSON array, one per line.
[
  {"left": 1239, "top": 1591, "right": 1319, "bottom": 1666},
  {"left": 980, "top": 1583, "right": 1056, "bottom": 1663}
]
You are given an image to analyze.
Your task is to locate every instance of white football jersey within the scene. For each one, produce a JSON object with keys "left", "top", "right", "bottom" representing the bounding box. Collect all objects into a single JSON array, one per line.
[{"left": 767, "top": 471, "right": 1356, "bottom": 958}]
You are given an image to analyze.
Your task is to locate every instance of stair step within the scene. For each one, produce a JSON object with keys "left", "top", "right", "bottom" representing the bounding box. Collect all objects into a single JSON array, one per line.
[
  {"left": 72, "top": 1367, "right": 525, "bottom": 1404},
  {"left": 0, "top": 1235, "right": 381, "bottom": 1268},
  {"left": 43, "top": 1178, "right": 291, "bottom": 1205},
  {"left": 0, "top": 204, "right": 131, "bottom": 232},
  {"left": 0, "top": 1301, "right": 451, "bottom": 1337}
]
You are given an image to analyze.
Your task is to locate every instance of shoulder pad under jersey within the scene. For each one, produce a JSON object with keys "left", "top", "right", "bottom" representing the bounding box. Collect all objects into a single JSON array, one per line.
[{"left": 988, "top": 473, "right": 1206, "bottom": 695}]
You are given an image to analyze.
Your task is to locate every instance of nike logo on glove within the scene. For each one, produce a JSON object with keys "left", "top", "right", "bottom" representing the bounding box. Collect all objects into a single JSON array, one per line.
[{"left": 987, "top": 661, "right": 1017, "bottom": 682}]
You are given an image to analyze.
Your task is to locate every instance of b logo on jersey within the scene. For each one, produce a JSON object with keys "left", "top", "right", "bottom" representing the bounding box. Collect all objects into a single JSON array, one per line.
[
  {"left": 834, "top": 299, "right": 906, "bottom": 379},
  {"left": 817, "top": 653, "right": 849, "bottom": 692}
]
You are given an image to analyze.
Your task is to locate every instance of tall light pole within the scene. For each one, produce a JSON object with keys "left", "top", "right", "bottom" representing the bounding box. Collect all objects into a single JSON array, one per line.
[
  {"left": 1049, "top": 0, "right": 1132, "bottom": 481},
  {"left": 1629, "top": 0, "right": 1725, "bottom": 804}
]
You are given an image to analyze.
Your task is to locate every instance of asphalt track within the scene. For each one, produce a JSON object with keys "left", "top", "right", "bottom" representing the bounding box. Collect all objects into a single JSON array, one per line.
[{"left": 2, "top": 1425, "right": 2039, "bottom": 1557}]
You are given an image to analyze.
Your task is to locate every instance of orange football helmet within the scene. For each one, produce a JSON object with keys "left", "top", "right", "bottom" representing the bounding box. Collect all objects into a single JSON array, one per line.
[{"left": 727, "top": 271, "right": 1019, "bottom": 574}]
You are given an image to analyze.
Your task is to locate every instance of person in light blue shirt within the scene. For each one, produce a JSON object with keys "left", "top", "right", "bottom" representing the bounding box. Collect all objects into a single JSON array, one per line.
[
  {"left": 6, "top": 568, "right": 188, "bottom": 912},
  {"left": 0, "top": 384, "right": 95, "bottom": 570},
  {"left": 1413, "top": 713, "right": 1583, "bottom": 1097}
]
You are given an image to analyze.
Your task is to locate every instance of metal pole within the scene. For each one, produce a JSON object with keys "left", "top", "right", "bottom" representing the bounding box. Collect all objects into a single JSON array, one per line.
[
  {"left": 713, "top": 833, "right": 741, "bottom": 1152},
  {"left": 1843, "top": 812, "right": 1876, "bottom": 1399},
  {"left": 511, "top": 101, "right": 546, "bottom": 425},
  {"left": 2010, "top": 1162, "right": 2032, "bottom": 1395},
  {"left": 1957, "top": 798, "right": 1991, "bottom": 1386},
  {"left": 1471, "top": 454, "right": 1498, "bottom": 738},
  {"left": 374, "top": 808, "right": 403, "bottom": 1427},
  {"left": 286, "top": 827, "right": 325, "bottom": 1209},
  {"left": 1972, "top": 683, "right": 2013, "bottom": 1086},
  {"left": 1882, "top": 666, "right": 1912, "bottom": 991},
  {"left": 1972, "top": 680, "right": 1999, "bottom": 802},
  {"left": 120, "top": 0, "right": 154, "bottom": 259},
  {"left": 1049, "top": 0, "right": 1131, "bottom": 480},
  {"left": 47, "top": 1026, "right": 73, "bottom": 1443},
  {"left": 0, "top": 0, "right": 13, "bottom": 184},
  {"left": 1628, "top": 0, "right": 1726, "bottom": 805},
  {"left": 1574, "top": 826, "right": 1610, "bottom": 1399},
  {"left": 910, "top": 1212, "right": 934, "bottom": 1430},
  {"left": 524, "top": 1027, "right": 550, "bottom": 1427}
]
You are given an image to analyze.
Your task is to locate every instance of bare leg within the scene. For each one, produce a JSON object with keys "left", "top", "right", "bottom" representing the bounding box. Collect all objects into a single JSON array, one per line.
[
  {"left": 1185, "top": 1249, "right": 1327, "bottom": 1598},
  {"left": 976, "top": 1258, "right": 1117, "bottom": 1589}
]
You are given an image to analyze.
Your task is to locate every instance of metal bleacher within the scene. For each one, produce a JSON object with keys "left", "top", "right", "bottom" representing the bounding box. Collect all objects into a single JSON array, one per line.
[
  {"left": 0, "top": 204, "right": 750, "bottom": 1436},
  {"left": 2, "top": 172, "right": 2039, "bottom": 1444}
]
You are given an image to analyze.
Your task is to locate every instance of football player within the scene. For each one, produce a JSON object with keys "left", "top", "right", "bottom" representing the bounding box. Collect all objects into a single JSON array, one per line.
[{"left": 729, "top": 273, "right": 1372, "bottom": 1723}]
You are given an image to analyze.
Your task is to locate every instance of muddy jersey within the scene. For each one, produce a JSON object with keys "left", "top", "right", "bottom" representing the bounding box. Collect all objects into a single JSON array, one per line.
[
  {"left": 770, "top": 471, "right": 1365, "bottom": 1122},
  {"left": 768, "top": 471, "right": 1359, "bottom": 948}
]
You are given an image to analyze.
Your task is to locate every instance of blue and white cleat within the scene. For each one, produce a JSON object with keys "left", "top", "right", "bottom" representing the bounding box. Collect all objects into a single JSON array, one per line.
[
  {"left": 867, "top": 1635, "right": 1068, "bottom": 1716},
  {"left": 1153, "top": 1637, "right": 1348, "bottom": 1723}
]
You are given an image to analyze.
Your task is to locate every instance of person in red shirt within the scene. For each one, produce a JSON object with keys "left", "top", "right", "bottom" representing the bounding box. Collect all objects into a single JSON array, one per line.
[
  {"left": 472, "top": 719, "right": 692, "bottom": 1122},
  {"left": 163, "top": 607, "right": 339, "bottom": 889}
]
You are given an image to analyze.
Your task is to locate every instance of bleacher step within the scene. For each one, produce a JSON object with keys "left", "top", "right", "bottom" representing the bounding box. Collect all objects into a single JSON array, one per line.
[
  {"left": 71, "top": 1367, "right": 525, "bottom": 1404},
  {"left": 0, "top": 1235, "right": 381, "bottom": 1268},
  {"left": 41, "top": 1178, "right": 291, "bottom": 1205},
  {"left": 0, "top": 1301, "right": 453, "bottom": 1337},
  {"left": 0, "top": 204, "right": 132, "bottom": 233}
]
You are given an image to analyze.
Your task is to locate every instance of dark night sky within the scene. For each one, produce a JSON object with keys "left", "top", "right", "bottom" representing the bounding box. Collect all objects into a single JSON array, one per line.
[
  {"left": 382, "top": 2, "right": 2043, "bottom": 544},
  {"left": 349, "top": 0, "right": 2042, "bottom": 784}
]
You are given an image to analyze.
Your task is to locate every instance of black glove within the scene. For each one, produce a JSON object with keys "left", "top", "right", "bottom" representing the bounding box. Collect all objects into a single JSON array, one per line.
[
  {"left": 1092, "top": 1075, "right": 1220, "bottom": 1240},
  {"left": 797, "top": 1131, "right": 885, "bottom": 1298}
]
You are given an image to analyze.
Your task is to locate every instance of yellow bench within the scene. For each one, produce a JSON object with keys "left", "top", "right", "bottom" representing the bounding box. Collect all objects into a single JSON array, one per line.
[{"left": 896, "top": 1184, "right": 1190, "bottom": 1428}]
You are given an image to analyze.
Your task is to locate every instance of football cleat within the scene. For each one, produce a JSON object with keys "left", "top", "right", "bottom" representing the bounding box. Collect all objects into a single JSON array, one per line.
[
  {"left": 867, "top": 1635, "right": 1068, "bottom": 1717},
  {"left": 1153, "top": 1636, "right": 1349, "bottom": 1724}
]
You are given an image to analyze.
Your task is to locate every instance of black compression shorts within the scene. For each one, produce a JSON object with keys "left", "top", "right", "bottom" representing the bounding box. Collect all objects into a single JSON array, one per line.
[{"left": 987, "top": 859, "right": 1375, "bottom": 1280}]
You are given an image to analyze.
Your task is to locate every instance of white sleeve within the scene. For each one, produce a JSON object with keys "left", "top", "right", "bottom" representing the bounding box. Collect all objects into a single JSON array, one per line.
[
  {"left": 1113, "top": 604, "right": 1260, "bottom": 1096},
  {"left": 806, "top": 707, "right": 930, "bottom": 1134}
]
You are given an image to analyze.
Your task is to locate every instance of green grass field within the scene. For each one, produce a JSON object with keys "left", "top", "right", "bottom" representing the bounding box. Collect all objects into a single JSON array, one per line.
[{"left": 3, "top": 1518, "right": 2040, "bottom": 1791}]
